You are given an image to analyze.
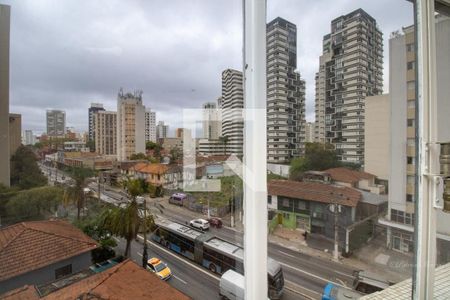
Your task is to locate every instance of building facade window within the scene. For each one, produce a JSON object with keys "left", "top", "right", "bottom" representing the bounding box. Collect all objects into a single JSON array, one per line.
[{"left": 55, "top": 264, "right": 72, "bottom": 279}]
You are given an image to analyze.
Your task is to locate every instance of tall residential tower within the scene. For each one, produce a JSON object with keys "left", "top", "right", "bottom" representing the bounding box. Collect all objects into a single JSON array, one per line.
[
  {"left": 117, "top": 90, "right": 145, "bottom": 161},
  {"left": 316, "top": 9, "right": 383, "bottom": 164},
  {"left": 46, "top": 110, "right": 66, "bottom": 137},
  {"left": 221, "top": 69, "right": 244, "bottom": 156},
  {"left": 88, "top": 103, "right": 105, "bottom": 145},
  {"left": 267, "top": 17, "right": 306, "bottom": 163},
  {"left": 145, "top": 109, "right": 156, "bottom": 143}
]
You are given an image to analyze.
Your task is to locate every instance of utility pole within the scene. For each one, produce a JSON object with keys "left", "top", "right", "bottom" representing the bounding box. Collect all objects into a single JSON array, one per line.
[
  {"left": 142, "top": 198, "right": 148, "bottom": 268},
  {"left": 333, "top": 201, "right": 340, "bottom": 261},
  {"left": 231, "top": 186, "right": 235, "bottom": 228},
  {"left": 207, "top": 197, "right": 211, "bottom": 219}
]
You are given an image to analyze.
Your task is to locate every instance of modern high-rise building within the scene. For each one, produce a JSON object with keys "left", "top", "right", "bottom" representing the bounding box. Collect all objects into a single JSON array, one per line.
[
  {"left": 314, "top": 36, "right": 332, "bottom": 143},
  {"left": 221, "top": 69, "right": 244, "bottom": 156},
  {"left": 266, "top": 17, "right": 306, "bottom": 163},
  {"left": 117, "top": 90, "right": 146, "bottom": 161},
  {"left": 46, "top": 109, "right": 66, "bottom": 137},
  {"left": 202, "top": 102, "right": 221, "bottom": 140},
  {"left": 88, "top": 103, "right": 105, "bottom": 143},
  {"left": 379, "top": 17, "right": 450, "bottom": 259},
  {"left": 23, "top": 130, "right": 36, "bottom": 146},
  {"left": 0, "top": 4, "right": 10, "bottom": 186},
  {"left": 316, "top": 9, "right": 383, "bottom": 164},
  {"left": 94, "top": 111, "right": 117, "bottom": 156},
  {"left": 9, "top": 114, "right": 21, "bottom": 157},
  {"left": 145, "top": 109, "right": 156, "bottom": 143},
  {"left": 156, "top": 121, "right": 169, "bottom": 140},
  {"left": 304, "top": 122, "right": 314, "bottom": 143}
]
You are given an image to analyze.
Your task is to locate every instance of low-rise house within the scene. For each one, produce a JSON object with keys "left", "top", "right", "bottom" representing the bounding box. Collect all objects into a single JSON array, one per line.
[
  {"left": 0, "top": 259, "right": 191, "bottom": 300},
  {"left": 324, "top": 167, "right": 386, "bottom": 194},
  {"left": 0, "top": 220, "right": 97, "bottom": 294},
  {"left": 129, "top": 162, "right": 182, "bottom": 190}
]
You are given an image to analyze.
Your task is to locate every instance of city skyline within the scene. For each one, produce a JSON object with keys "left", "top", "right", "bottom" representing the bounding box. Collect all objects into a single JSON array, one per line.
[{"left": 3, "top": 0, "right": 413, "bottom": 133}]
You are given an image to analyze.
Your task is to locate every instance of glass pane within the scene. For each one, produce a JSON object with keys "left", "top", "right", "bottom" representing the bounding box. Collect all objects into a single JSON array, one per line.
[{"left": 266, "top": 1, "right": 414, "bottom": 299}]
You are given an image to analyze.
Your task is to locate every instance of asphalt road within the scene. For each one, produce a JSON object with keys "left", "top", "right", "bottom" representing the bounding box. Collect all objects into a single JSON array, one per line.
[
  {"left": 114, "top": 235, "right": 309, "bottom": 300},
  {"left": 38, "top": 166, "right": 354, "bottom": 299},
  {"left": 93, "top": 186, "right": 356, "bottom": 299}
]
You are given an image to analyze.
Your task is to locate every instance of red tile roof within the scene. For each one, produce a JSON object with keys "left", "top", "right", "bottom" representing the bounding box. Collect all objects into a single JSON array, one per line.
[
  {"left": 324, "top": 167, "right": 375, "bottom": 184},
  {"left": 268, "top": 180, "right": 361, "bottom": 207},
  {"left": 0, "top": 220, "right": 97, "bottom": 282},
  {"left": 130, "top": 162, "right": 169, "bottom": 175},
  {"left": 0, "top": 260, "right": 191, "bottom": 300}
]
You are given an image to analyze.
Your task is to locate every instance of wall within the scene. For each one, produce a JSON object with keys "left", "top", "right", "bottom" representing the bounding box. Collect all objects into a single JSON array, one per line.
[
  {"left": 0, "top": 5, "right": 10, "bottom": 186},
  {"left": 364, "top": 94, "right": 390, "bottom": 181},
  {"left": 0, "top": 252, "right": 91, "bottom": 294},
  {"left": 267, "top": 163, "right": 290, "bottom": 178}
]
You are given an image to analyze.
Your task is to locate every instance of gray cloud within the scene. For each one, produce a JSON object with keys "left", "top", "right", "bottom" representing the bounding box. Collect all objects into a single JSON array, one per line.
[{"left": 4, "top": 0, "right": 412, "bottom": 133}]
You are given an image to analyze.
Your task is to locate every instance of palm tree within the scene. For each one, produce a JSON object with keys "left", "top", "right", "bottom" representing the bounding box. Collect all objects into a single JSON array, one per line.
[
  {"left": 64, "top": 167, "right": 93, "bottom": 220},
  {"left": 99, "top": 178, "right": 154, "bottom": 258}
]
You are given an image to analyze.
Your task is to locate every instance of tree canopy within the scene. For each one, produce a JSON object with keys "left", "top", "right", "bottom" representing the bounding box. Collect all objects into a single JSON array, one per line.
[
  {"left": 129, "top": 152, "right": 148, "bottom": 160},
  {"left": 10, "top": 145, "right": 47, "bottom": 189},
  {"left": 5, "top": 186, "right": 64, "bottom": 223},
  {"left": 289, "top": 143, "right": 340, "bottom": 180}
]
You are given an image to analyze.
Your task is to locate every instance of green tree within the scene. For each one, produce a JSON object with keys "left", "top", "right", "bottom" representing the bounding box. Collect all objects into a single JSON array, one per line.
[
  {"left": 170, "top": 147, "right": 182, "bottom": 161},
  {"left": 289, "top": 143, "right": 340, "bottom": 180},
  {"left": 145, "top": 141, "right": 160, "bottom": 150},
  {"left": 10, "top": 145, "right": 48, "bottom": 189},
  {"left": 130, "top": 152, "right": 147, "bottom": 160},
  {"left": 64, "top": 167, "right": 94, "bottom": 220},
  {"left": 74, "top": 215, "right": 117, "bottom": 263},
  {"left": 86, "top": 140, "right": 95, "bottom": 152},
  {"left": 5, "top": 186, "right": 64, "bottom": 222},
  {"left": 99, "top": 178, "right": 153, "bottom": 257}
]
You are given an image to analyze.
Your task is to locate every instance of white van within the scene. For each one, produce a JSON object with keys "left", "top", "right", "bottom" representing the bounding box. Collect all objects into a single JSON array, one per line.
[
  {"left": 219, "top": 270, "right": 244, "bottom": 300},
  {"left": 219, "top": 270, "right": 271, "bottom": 300}
]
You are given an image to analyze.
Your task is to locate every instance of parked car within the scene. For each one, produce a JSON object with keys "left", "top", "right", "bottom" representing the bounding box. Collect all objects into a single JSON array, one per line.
[
  {"left": 147, "top": 257, "right": 172, "bottom": 280},
  {"left": 207, "top": 217, "right": 223, "bottom": 228},
  {"left": 189, "top": 218, "right": 210, "bottom": 231}
]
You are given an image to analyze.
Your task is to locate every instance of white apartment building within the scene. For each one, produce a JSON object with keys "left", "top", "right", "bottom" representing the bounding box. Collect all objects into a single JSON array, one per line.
[
  {"left": 202, "top": 102, "right": 221, "bottom": 140},
  {"left": 95, "top": 111, "right": 117, "bottom": 156},
  {"left": 267, "top": 17, "right": 306, "bottom": 163},
  {"left": 23, "top": 129, "right": 36, "bottom": 146},
  {"left": 221, "top": 69, "right": 243, "bottom": 156},
  {"left": 145, "top": 109, "right": 156, "bottom": 143},
  {"left": 156, "top": 121, "right": 169, "bottom": 140},
  {"left": 379, "top": 18, "right": 450, "bottom": 261},
  {"left": 46, "top": 109, "right": 66, "bottom": 137},
  {"left": 317, "top": 9, "right": 383, "bottom": 164},
  {"left": 305, "top": 122, "right": 314, "bottom": 143},
  {"left": 117, "top": 90, "right": 145, "bottom": 161}
]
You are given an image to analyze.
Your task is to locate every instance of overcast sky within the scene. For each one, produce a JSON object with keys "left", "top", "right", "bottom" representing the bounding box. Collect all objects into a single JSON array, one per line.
[{"left": 3, "top": 0, "right": 413, "bottom": 135}]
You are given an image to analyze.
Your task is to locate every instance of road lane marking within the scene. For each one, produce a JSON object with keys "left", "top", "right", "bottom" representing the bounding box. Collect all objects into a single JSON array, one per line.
[
  {"left": 279, "top": 262, "right": 345, "bottom": 288},
  {"left": 137, "top": 252, "right": 143, "bottom": 257},
  {"left": 137, "top": 235, "right": 220, "bottom": 282},
  {"left": 173, "top": 275, "right": 188, "bottom": 284},
  {"left": 284, "top": 280, "right": 321, "bottom": 299},
  {"left": 278, "top": 250, "right": 296, "bottom": 258}
]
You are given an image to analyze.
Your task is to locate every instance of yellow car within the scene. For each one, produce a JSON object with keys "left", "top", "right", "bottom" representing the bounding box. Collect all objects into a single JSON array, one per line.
[{"left": 147, "top": 257, "right": 172, "bottom": 280}]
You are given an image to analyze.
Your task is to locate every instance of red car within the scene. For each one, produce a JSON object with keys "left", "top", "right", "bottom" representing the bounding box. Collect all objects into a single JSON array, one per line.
[{"left": 207, "top": 217, "right": 223, "bottom": 228}]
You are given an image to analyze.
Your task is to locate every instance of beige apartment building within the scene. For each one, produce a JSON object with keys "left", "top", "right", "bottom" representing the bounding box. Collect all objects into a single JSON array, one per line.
[
  {"left": 315, "top": 9, "right": 383, "bottom": 165},
  {"left": 117, "top": 90, "right": 146, "bottom": 161},
  {"left": 94, "top": 111, "right": 117, "bottom": 156},
  {"left": 363, "top": 94, "right": 390, "bottom": 183},
  {"left": 379, "top": 17, "right": 450, "bottom": 261},
  {"left": 0, "top": 4, "right": 10, "bottom": 186}
]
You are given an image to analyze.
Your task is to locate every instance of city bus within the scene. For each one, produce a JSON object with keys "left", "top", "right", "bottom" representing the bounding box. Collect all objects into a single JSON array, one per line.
[
  {"left": 169, "top": 192, "right": 187, "bottom": 206},
  {"left": 151, "top": 218, "right": 284, "bottom": 299}
]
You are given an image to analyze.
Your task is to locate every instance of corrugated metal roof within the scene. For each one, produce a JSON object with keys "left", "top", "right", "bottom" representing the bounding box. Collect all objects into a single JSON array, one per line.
[{"left": 361, "top": 263, "right": 450, "bottom": 299}]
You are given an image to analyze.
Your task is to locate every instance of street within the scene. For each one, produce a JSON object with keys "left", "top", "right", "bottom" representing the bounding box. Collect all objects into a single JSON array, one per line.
[{"left": 40, "top": 164, "right": 355, "bottom": 299}]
